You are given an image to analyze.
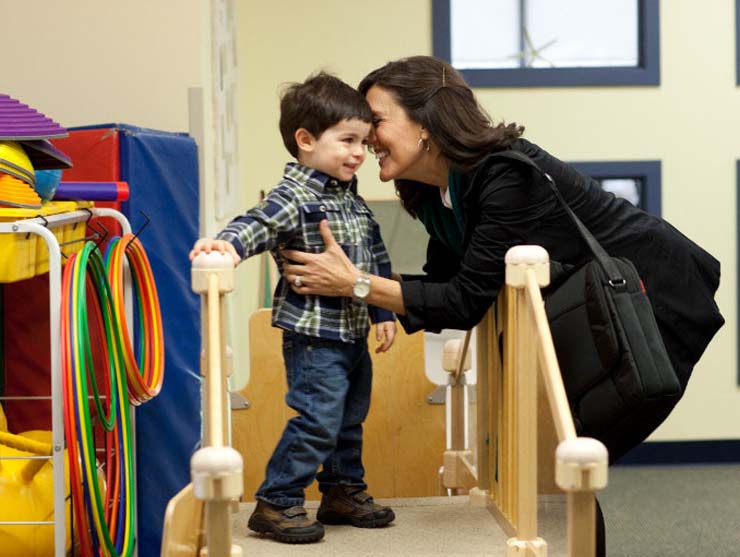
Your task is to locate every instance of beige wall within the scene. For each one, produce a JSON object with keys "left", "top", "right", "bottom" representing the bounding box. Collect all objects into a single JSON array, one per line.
[
  {"left": 2, "top": 0, "right": 735, "bottom": 442},
  {"left": 1, "top": 0, "right": 205, "bottom": 132},
  {"left": 236, "top": 0, "right": 736, "bottom": 442}
]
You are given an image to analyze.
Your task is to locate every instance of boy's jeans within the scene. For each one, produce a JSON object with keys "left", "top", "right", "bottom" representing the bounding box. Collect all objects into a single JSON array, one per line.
[{"left": 255, "top": 330, "right": 372, "bottom": 508}]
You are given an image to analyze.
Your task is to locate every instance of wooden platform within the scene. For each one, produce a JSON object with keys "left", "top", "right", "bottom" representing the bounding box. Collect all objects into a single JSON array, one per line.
[{"left": 231, "top": 495, "right": 568, "bottom": 556}]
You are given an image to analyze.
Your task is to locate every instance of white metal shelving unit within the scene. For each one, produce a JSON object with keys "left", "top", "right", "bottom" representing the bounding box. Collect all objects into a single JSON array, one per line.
[{"left": 0, "top": 207, "right": 133, "bottom": 557}]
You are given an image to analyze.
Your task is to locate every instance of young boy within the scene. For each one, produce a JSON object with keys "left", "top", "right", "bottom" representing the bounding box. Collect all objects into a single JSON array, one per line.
[{"left": 190, "top": 73, "right": 396, "bottom": 544}]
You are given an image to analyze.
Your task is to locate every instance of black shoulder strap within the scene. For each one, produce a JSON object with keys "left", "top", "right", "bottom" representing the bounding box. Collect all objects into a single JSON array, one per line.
[{"left": 488, "top": 150, "right": 626, "bottom": 288}]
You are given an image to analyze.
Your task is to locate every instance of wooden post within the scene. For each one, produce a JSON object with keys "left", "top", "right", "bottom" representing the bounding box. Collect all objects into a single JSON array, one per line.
[
  {"left": 556, "top": 438, "right": 608, "bottom": 557},
  {"left": 511, "top": 287, "right": 539, "bottom": 548},
  {"left": 206, "top": 272, "right": 225, "bottom": 448},
  {"left": 166, "top": 251, "right": 243, "bottom": 557},
  {"left": 504, "top": 246, "right": 549, "bottom": 556},
  {"left": 442, "top": 333, "right": 478, "bottom": 493},
  {"left": 450, "top": 381, "right": 466, "bottom": 451},
  {"left": 504, "top": 288, "right": 516, "bottom": 521},
  {"left": 220, "top": 289, "right": 231, "bottom": 446},
  {"left": 473, "top": 312, "right": 493, "bottom": 506}
]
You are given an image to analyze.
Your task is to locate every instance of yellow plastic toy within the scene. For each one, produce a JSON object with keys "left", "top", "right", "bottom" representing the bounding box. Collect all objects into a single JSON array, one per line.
[
  {"left": 0, "top": 141, "right": 35, "bottom": 185},
  {"left": 0, "top": 173, "right": 43, "bottom": 209},
  {"left": 0, "top": 405, "right": 70, "bottom": 556}
]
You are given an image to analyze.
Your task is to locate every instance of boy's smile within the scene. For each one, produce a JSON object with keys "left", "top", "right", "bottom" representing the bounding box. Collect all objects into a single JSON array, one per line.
[{"left": 298, "top": 118, "right": 371, "bottom": 182}]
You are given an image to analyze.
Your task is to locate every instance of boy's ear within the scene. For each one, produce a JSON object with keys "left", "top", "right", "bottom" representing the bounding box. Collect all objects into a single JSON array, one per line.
[{"left": 294, "top": 128, "right": 315, "bottom": 153}]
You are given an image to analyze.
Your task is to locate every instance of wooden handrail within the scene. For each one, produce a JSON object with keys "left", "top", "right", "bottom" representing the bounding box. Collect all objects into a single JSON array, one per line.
[
  {"left": 523, "top": 269, "right": 577, "bottom": 443},
  {"left": 475, "top": 245, "right": 608, "bottom": 557},
  {"left": 453, "top": 330, "right": 472, "bottom": 382}
]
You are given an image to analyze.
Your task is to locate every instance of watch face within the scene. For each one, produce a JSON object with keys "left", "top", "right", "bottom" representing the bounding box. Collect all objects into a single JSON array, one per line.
[{"left": 353, "top": 280, "right": 370, "bottom": 298}]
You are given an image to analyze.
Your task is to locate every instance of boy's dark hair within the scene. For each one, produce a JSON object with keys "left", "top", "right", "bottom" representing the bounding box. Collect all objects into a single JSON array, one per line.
[{"left": 280, "top": 72, "right": 373, "bottom": 158}]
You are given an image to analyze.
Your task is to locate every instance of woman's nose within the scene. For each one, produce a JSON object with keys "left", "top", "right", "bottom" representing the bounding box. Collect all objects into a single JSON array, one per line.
[{"left": 367, "top": 129, "right": 378, "bottom": 152}]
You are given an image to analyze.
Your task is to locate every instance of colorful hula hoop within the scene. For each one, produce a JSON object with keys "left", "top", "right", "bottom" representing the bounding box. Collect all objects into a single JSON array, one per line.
[
  {"left": 61, "top": 234, "right": 164, "bottom": 556},
  {"left": 105, "top": 234, "right": 164, "bottom": 404}
]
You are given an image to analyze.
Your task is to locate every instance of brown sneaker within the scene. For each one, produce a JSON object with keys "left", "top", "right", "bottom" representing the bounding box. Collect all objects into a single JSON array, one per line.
[
  {"left": 317, "top": 485, "right": 395, "bottom": 528},
  {"left": 247, "top": 500, "right": 324, "bottom": 543}
]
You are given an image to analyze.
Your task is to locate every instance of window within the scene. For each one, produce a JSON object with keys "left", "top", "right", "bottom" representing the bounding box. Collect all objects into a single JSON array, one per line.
[
  {"left": 433, "top": 0, "right": 660, "bottom": 87},
  {"left": 570, "top": 160, "right": 662, "bottom": 215},
  {"left": 737, "top": 0, "right": 740, "bottom": 84}
]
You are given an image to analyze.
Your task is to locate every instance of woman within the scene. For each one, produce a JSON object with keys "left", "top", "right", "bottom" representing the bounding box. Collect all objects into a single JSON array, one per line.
[{"left": 282, "top": 55, "right": 724, "bottom": 550}]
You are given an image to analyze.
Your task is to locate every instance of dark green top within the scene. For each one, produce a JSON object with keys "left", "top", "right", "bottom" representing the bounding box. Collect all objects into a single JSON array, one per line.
[{"left": 415, "top": 170, "right": 466, "bottom": 256}]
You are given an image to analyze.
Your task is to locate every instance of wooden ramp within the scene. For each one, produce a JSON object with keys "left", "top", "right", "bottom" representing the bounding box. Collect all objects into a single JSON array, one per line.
[{"left": 231, "top": 495, "right": 568, "bottom": 556}]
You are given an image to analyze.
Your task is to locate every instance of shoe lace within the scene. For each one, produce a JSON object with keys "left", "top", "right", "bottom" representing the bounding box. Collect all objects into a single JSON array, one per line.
[
  {"left": 347, "top": 488, "right": 373, "bottom": 504},
  {"left": 283, "top": 505, "right": 308, "bottom": 518}
]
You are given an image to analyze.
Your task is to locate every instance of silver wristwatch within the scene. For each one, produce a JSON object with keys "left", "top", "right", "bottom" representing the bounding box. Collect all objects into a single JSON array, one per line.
[{"left": 352, "top": 272, "right": 371, "bottom": 300}]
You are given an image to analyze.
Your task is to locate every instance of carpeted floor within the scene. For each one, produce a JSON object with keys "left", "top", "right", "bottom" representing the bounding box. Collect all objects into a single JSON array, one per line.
[
  {"left": 233, "top": 495, "right": 566, "bottom": 556},
  {"left": 231, "top": 464, "right": 740, "bottom": 556},
  {"left": 600, "top": 463, "right": 740, "bottom": 557}
]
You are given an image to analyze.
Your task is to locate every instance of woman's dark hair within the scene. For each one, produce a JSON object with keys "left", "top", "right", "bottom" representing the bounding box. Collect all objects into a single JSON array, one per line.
[
  {"left": 358, "top": 56, "right": 523, "bottom": 217},
  {"left": 280, "top": 72, "right": 373, "bottom": 158}
]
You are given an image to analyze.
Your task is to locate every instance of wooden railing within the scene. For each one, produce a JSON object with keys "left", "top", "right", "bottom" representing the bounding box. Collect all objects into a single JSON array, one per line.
[
  {"left": 444, "top": 246, "right": 608, "bottom": 557},
  {"left": 161, "top": 252, "right": 243, "bottom": 557},
  {"left": 164, "top": 245, "right": 604, "bottom": 555}
]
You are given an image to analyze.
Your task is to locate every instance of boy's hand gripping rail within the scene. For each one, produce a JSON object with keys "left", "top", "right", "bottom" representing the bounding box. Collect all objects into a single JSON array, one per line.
[{"left": 189, "top": 252, "right": 243, "bottom": 557}]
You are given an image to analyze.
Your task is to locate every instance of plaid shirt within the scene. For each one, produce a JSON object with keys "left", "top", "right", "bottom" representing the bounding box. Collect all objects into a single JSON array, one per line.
[{"left": 217, "top": 163, "right": 394, "bottom": 342}]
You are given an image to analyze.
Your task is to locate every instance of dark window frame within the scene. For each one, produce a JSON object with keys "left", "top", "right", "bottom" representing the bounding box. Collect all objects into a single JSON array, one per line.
[
  {"left": 570, "top": 160, "right": 662, "bottom": 215},
  {"left": 737, "top": 0, "right": 740, "bottom": 84},
  {"left": 432, "top": 0, "right": 661, "bottom": 87}
]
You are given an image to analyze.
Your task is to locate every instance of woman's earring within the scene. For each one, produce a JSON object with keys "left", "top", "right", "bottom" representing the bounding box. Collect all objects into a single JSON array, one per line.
[
  {"left": 417, "top": 137, "right": 424, "bottom": 151},
  {"left": 418, "top": 137, "right": 431, "bottom": 152}
]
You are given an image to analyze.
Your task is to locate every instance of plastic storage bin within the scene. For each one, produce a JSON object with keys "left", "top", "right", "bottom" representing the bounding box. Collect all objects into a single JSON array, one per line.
[{"left": 0, "top": 201, "right": 90, "bottom": 282}]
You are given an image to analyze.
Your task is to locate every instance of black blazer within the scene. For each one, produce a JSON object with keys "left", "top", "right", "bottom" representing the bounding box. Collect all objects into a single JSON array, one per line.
[{"left": 399, "top": 138, "right": 724, "bottom": 385}]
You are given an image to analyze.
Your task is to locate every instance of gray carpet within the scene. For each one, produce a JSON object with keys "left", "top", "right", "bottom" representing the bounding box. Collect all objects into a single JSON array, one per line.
[
  {"left": 230, "top": 464, "right": 740, "bottom": 556},
  {"left": 601, "top": 463, "right": 740, "bottom": 557}
]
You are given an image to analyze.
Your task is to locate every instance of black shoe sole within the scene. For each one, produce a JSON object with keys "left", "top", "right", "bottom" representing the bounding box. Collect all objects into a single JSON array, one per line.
[
  {"left": 248, "top": 515, "right": 325, "bottom": 543},
  {"left": 316, "top": 508, "right": 395, "bottom": 528}
]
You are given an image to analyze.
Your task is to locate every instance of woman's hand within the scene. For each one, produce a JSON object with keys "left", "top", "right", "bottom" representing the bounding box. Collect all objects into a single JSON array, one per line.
[
  {"left": 282, "top": 220, "right": 358, "bottom": 297},
  {"left": 283, "top": 220, "right": 407, "bottom": 316}
]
